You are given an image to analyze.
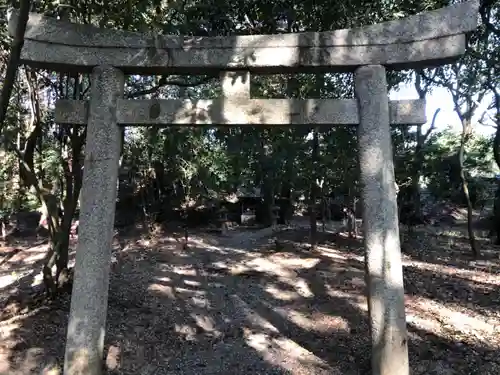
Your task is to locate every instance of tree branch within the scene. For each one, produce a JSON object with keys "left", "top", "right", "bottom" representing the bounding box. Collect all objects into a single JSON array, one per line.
[
  {"left": 480, "top": 0, "right": 500, "bottom": 39},
  {"left": 423, "top": 108, "right": 441, "bottom": 142},
  {"left": 0, "top": 0, "right": 32, "bottom": 134},
  {"left": 127, "top": 76, "right": 216, "bottom": 98}
]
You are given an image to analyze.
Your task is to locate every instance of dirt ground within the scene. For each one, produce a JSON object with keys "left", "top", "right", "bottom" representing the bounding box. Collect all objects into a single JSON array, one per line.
[{"left": 0, "top": 221, "right": 499, "bottom": 375}]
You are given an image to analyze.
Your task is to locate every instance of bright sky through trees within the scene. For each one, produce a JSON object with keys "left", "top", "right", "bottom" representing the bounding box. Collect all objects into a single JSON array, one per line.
[{"left": 390, "top": 82, "right": 495, "bottom": 136}]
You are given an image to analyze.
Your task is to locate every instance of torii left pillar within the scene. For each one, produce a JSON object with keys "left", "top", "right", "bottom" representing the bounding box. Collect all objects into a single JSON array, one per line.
[{"left": 63, "top": 65, "right": 124, "bottom": 375}]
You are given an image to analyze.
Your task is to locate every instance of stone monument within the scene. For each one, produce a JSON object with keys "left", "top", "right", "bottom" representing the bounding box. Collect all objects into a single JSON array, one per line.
[{"left": 8, "top": 2, "right": 479, "bottom": 374}]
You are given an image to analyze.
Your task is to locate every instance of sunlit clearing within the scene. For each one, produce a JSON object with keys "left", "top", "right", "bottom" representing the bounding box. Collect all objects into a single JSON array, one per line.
[
  {"left": 315, "top": 245, "right": 364, "bottom": 263},
  {"left": 267, "top": 255, "right": 320, "bottom": 269},
  {"left": 325, "top": 285, "right": 367, "bottom": 311},
  {"left": 243, "top": 256, "right": 319, "bottom": 279},
  {"left": 174, "top": 324, "right": 198, "bottom": 341},
  {"left": 402, "top": 258, "right": 499, "bottom": 286},
  {"left": 262, "top": 276, "right": 315, "bottom": 299},
  {"left": 171, "top": 266, "right": 197, "bottom": 276},
  {"left": 0, "top": 352, "right": 8, "bottom": 373},
  {"left": 0, "top": 321, "right": 21, "bottom": 339},
  {"left": 0, "top": 273, "right": 19, "bottom": 288},
  {"left": 136, "top": 238, "right": 152, "bottom": 247},
  {"left": 0, "top": 346, "right": 46, "bottom": 374},
  {"left": 351, "top": 275, "right": 365, "bottom": 288},
  {"left": 191, "top": 295, "right": 208, "bottom": 308},
  {"left": 244, "top": 330, "right": 335, "bottom": 373},
  {"left": 40, "top": 363, "right": 61, "bottom": 375},
  {"left": 155, "top": 276, "right": 172, "bottom": 283},
  {"left": 210, "top": 260, "right": 231, "bottom": 269},
  {"left": 174, "top": 287, "right": 205, "bottom": 297},
  {"left": 188, "top": 237, "right": 253, "bottom": 256},
  {"left": 314, "top": 245, "right": 350, "bottom": 260},
  {"left": 407, "top": 298, "right": 500, "bottom": 343},
  {"left": 184, "top": 279, "right": 202, "bottom": 287},
  {"left": 273, "top": 307, "right": 351, "bottom": 333},
  {"left": 293, "top": 278, "right": 314, "bottom": 298},
  {"left": 161, "top": 236, "right": 180, "bottom": 244},
  {"left": 191, "top": 314, "right": 216, "bottom": 333},
  {"left": 105, "top": 345, "right": 120, "bottom": 371},
  {"left": 20, "top": 252, "right": 46, "bottom": 264},
  {"left": 230, "top": 294, "right": 280, "bottom": 334},
  {"left": 0, "top": 269, "right": 46, "bottom": 290},
  {"left": 188, "top": 238, "right": 223, "bottom": 252},
  {"left": 147, "top": 283, "right": 175, "bottom": 298},
  {"left": 264, "top": 283, "right": 300, "bottom": 301}
]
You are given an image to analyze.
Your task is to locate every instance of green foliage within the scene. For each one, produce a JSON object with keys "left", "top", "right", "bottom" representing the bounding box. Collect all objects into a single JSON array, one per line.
[
  {"left": 422, "top": 127, "right": 497, "bottom": 205},
  {"left": 0, "top": 0, "right": 498, "bottom": 223}
]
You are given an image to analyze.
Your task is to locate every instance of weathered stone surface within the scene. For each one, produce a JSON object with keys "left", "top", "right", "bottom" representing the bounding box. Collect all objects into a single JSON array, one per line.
[
  {"left": 56, "top": 99, "right": 89, "bottom": 126},
  {"left": 355, "top": 65, "right": 409, "bottom": 375},
  {"left": 220, "top": 71, "right": 250, "bottom": 98},
  {"left": 8, "top": 1, "right": 478, "bottom": 74},
  {"left": 63, "top": 66, "right": 124, "bottom": 375},
  {"left": 55, "top": 98, "right": 426, "bottom": 126}
]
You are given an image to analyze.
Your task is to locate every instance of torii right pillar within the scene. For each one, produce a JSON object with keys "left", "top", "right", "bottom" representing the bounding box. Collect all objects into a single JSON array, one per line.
[{"left": 355, "top": 64, "right": 408, "bottom": 375}]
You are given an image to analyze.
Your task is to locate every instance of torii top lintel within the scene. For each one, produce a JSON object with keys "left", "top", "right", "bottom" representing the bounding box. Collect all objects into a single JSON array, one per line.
[{"left": 8, "top": 1, "right": 478, "bottom": 75}]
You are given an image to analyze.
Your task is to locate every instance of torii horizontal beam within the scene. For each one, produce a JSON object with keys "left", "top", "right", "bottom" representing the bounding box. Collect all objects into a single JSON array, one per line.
[
  {"left": 8, "top": 1, "right": 478, "bottom": 74},
  {"left": 55, "top": 98, "right": 426, "bottom": 126}
]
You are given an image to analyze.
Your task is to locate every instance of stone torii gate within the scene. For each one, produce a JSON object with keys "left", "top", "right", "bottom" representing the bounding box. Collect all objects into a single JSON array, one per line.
[{"left": 8, "top": 2, "right": 478, "bottom": 375}]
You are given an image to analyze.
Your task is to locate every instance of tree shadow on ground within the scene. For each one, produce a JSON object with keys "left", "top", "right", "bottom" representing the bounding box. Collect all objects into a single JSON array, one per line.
[
  {"left": 400, "top": 228, "right": 500, "bottom": 273},
  {"left": 0, "top": 240, "right": 55, "bottom": 323},
  {"left": 1, "top": 226, "right": 499, "bottom": 375},
  {"left": 404, "top": 264, "right": 500, "bottom": 315}
]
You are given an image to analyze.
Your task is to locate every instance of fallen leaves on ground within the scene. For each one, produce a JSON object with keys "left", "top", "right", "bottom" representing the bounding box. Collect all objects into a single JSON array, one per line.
[{"left": 0, "top": 223, "right": 498, "bottom": 375}]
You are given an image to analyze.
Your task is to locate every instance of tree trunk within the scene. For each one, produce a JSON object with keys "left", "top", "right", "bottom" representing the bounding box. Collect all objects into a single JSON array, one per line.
[
  {"left": 52, "top": 75, "right": 85, "bottom": 290},
  {"left": 411, "top": 73, "right": 428, "bottom": 222},
  {"left": 490, "top": 91, "right": 500, "bottom": 244},
  {"left": 40, "top": 191, "right": 65, "bottom": 297},
  {"left": 411, "top": 109, "right": 440, "bottom": 221},
  {"left": 411, "top": 125, "right": 424, "bottom": 219},
  {"left": 309, "top": 74, "right": 324, "bottom": 249},
  {"left": 262, "top": 175, "right": 274, "bottom": 227},
  {"left": 280, "top": 181, "right": 293, "bottom": 225},
  {"left": 260, "top": 131, "right": 274, "bottom": 227},
  {"left": 309, "top": 128, "right": 319, "bottom": 249},
  {"left": 459, "top": 131, "right": 479, "bottom": 257},
  {"left": 0, "top": 1, "right": 31, "bottom": 132},
  {"left": 412, "top": 74, "right": 440, "bottom": 223},
  {"left": 494, "top": 184, "right": 500, "bottom": 245},
  {"left": 57, "top": 149, "right": 83, "bottom": 289},
  {"left": 280, "top": 131, "right": 297, "bottom": 225},
  {"left": 447, "top": 78, "right": 481, "bottom": 258}
]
